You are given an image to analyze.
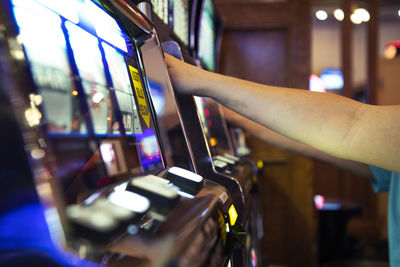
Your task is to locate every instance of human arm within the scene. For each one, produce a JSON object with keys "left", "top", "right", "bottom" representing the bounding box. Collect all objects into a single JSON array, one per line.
[
  {"left": 223, "top": 107, "right": 373, "bottom": 178},
  {"left": 165, "top": 54, "right": 400, "bottom": 172}
]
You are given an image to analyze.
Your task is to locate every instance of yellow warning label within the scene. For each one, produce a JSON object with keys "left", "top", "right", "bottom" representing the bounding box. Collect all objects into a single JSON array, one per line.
[{"left": 129, "top": 66, "right": 150, "bottom": 128}]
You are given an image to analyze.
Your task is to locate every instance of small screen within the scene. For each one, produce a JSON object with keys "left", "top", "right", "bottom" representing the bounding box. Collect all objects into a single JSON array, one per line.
[
  {"left": 172, "top": 0, "right": 189, "bottom": 45},
  {"left": 147, "top": 78, "right": 194, "bottom": 171},
  {"left": 151, "top": 0, "right": 169, "bottom": 24},
  {"left": 136, "top": 129, "right": 163, "bottom": 171},
  {"left": 194, "top": 97, "right": 232, "bottom": 155},
  {"left": 198, "top": 0, "right": 216, "bottom": 71},
  {"left": 100, "top": 140, "right": 127, "bottom": 177}
]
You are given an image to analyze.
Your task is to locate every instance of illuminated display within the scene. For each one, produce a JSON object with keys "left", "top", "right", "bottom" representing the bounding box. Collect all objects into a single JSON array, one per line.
[
  {"left": 102, "top": 43, "right": 142, "bottom": 135},
  {"left": 137, "top": 129, "right": 163, "bottom": 171},
  {"left": 86, "top": 0, "right": 128, "bottom": 53},
  {"left": 11, "top": 0, "right": 165, "bottom": 202},
  {"left": 33, "top": 0, "right": 80, "bottom": 23},
  {"left": 172, "top": 0, "right": 189, "bottom": 45},
  {"left": 12, "top": 1, "right": 84, "bottom": 134},
  {"left": 100, "top": 141, "right": 128, "bottom": 177},
  {"left": 198, "top": 0, "right": 216, "bottom": 71},
  {"left": 194, "top": 96, "right": 232, "bottom": 155},
  {"left": 151, "top": 0, "right": 169, "bottom": 24},
  {"left": 66, "top": 21, "right": 119, "bottom": 136}
]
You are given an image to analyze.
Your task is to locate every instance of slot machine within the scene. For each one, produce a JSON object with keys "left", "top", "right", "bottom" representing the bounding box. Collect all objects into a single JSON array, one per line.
[
  {"left": 0, "top": 0, "right": 236, "bottom": 266},
  {"left": 193, "top": 3, "right": 264, "bottom": 264},
  {"left": 140, "top": 0, "right": 246, "bottom": 222},
  {"left": 136, "top": 0, "right": 263, "bottom": 266}
]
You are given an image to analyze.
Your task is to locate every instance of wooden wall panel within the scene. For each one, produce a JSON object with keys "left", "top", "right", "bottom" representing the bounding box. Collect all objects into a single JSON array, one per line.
[
  {"left": 246, "top": 138, "right": 316, "bottom": 266},
  {"left": 220, "top": 30, "right": 287, "bottom": 85}
]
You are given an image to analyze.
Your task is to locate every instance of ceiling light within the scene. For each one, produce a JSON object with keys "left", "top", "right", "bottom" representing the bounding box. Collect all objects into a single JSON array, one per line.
[
  {"left": 315, "top": 10, "right": 328, "bottom": 21},
  {"left": 333, "top": 9, "right": 344, "bottom": 21},
  {"left": 351, "top": 8, "right": 370, "bottom": 24},
  {"left": 350, "top": 12, "right": 363, "bottom": 24},
  {"left": 357, "top": 8, "right": 370, "bottom": 22}
]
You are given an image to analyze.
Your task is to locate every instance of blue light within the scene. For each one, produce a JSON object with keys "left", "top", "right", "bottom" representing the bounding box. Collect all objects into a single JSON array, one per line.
[
  {"left": 320, "top": 68, "right": 344, "bottom": 90},
  {"left": 0, "top": 203, "right": 102, "bottom": 267},
  {"left": 136, "top": 129, "right": 163, "bottom": 171},
  {"left": 322, "top": 203, "right": 342, "bottom": 210},
  {"left": 200, "top": 208, "right": 209, "bottom": 217}
]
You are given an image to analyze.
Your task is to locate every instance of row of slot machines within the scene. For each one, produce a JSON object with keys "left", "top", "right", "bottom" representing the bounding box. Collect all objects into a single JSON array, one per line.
[{"left": 0, "top": 0, "right": 262, "bottom": 266}]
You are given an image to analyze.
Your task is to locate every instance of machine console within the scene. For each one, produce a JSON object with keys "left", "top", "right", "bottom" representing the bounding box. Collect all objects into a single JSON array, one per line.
[{"left": 1, "top": 0, "right": 231, "bottom": 266}]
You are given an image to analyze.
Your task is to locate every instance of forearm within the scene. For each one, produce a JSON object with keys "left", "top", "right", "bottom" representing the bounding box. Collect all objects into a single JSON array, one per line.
[
  {"left": 224, "top": 108, "right": 372, "bottom": 178},
  {"left": 202, "top": 72, "right": 364, "bottom": 159}
]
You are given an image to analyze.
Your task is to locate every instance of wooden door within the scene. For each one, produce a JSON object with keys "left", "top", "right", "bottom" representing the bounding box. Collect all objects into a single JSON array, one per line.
[{"left": 215, "top": 0, "right": 315, "bottom": 266}]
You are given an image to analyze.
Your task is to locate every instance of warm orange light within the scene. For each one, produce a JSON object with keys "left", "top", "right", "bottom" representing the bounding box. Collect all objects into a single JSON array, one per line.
[
  {"left": 210, "top": 137, "right": 217, "bottom": 147},
  {"left": 72, "top": 90, "right": 78, "bottom": 96},
  {"left": 25, "top": 106, "right": 42, "bottom": 127},
  {"left": 384, "top": 44, "right": 397, "bottom": 60}
]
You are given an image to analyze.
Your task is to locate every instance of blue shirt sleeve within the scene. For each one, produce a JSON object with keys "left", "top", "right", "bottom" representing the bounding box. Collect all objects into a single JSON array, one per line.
[{"left": 368, "top": 165, "right": 392, "bottom": 193}]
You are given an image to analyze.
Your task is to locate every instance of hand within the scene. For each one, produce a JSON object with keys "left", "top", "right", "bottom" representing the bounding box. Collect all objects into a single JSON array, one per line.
[{"left": 164, "top": 53, "right": 209, "bottom": 96}]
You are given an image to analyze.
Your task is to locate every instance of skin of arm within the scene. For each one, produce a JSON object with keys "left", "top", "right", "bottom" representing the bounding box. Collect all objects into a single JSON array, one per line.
[
  {"left": 223, "top": 107, "right": 373, "bottom": 178},
  {"left": 165, "top": 54, "right": 400, "bottom": 173}
]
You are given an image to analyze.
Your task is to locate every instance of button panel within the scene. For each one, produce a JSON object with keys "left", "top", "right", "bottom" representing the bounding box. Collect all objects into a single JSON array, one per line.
[
  {"left": 127, "top": 175, "right": 180, "bottom": 216},
  {"left": 163, "top": 167, "right": 204, "bottom": 195}
]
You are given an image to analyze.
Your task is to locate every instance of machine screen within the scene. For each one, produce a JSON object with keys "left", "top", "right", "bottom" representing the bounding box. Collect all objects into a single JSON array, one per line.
[
  {"left": 12, "top": 1, "right": 84, "bottom": 135},
  {"left": 102, "top": 42, "right": 142, "bottom": 135},
  {"left": 194, "top": 97, "right": 232, "bottom": 155},
  {"left": 148, "top": 80, "right": 194, "bottom": 170},
  {"left": 172, "top": 0, "right": 189, "bottom": 45},
  {"left": 137, "top": 129, "right": 163, "bottom": 171},
  {"left": 151, "top": 0, "right": 169, "bottom": 25},
  {"left": 12, "top": 0, "right": 164, "bottom": 203},
  {"left": 67, "top": 21, "right": 120, "bottom": 136},
  {"left": 198, "top": 0, "right": 215, "bottom": 71}
]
